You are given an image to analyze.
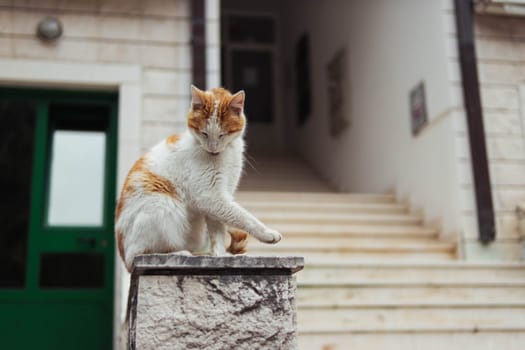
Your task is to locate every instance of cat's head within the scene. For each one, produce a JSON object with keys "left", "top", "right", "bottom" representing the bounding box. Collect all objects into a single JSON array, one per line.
[{"left": 187, "top": 85, "right": 246, "bottom": 156}]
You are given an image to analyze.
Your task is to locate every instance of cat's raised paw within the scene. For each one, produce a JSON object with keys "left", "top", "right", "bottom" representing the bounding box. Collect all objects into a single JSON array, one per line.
[{"left": 261, "top": 228, "right": 282, "bottom": 244}]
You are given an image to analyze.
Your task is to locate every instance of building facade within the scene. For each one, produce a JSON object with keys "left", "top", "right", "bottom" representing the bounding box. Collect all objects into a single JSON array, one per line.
[{"left": 0, "top": 0, "right": 524, "bottom": 348}]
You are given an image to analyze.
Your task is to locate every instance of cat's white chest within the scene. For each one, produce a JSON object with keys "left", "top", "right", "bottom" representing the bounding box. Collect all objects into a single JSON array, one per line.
[{"left": 207, "top": 153, "right": 243, "bottom": 193}]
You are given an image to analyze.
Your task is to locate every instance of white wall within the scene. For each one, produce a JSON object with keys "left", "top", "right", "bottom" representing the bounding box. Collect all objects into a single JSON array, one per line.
[{"left": 283, "top": 0, "right": 462, "bottom": 238}]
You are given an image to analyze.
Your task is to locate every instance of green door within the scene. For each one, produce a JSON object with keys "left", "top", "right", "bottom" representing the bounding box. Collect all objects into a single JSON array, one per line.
[{"left": 0, "top": 88, "right": 118, "bottom": 350}]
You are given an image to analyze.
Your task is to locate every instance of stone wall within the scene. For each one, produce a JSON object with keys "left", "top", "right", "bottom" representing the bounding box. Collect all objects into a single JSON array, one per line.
[
  {"left": 127, "top": 255, "right": 304, "bottom": 350},
  {"left": 451, "top": 13, "right": 525, "bottom": 259},
  {"left": 0, "top": 0, "right": 192, "bottom": 151},
  {"left": 441, "top": 1, "right": 525, "bottom": 260}
]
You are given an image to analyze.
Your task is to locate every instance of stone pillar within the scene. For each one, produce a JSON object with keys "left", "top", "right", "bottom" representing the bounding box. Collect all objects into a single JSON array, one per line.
[{"left": 127, "top": 255, "right": 304, "bottom": 350}]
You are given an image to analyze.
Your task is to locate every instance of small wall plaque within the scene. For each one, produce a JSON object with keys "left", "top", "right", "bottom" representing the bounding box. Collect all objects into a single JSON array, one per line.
[{"left": 410, "top": 81, "right": 428, "bottom": 136}]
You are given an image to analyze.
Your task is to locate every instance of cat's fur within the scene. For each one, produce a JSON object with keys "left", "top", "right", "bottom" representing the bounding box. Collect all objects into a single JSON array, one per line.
[{"left": 115, "top": 85, "right": 282, "bottom": 272}]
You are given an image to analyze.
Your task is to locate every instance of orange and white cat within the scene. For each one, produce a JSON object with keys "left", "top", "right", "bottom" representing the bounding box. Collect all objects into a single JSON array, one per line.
[{"left": 115, "top": 85, "right": 282, "bottom": 272}]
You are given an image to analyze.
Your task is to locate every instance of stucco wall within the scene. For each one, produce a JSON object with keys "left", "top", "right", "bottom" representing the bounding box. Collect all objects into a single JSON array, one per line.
[{"left": 283, "top": 0, "right": 462, "bottom": 239}]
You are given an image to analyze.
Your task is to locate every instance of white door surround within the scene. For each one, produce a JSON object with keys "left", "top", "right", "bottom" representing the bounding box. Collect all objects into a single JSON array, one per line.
[{"left": 0, "top": 58, "right": 142, "bottom": 349}]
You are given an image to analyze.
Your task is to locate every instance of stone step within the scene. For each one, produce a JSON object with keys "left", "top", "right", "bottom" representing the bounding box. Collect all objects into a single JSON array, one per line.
[
  {"left": 236, "top": 191, "right": 394, "bottom": 203},
  {"left": 243, "top": 164, "right": 321, "bottom": 172},
  {"left": 297, "top": 284, "right": 525, "bottom": 307},
  {"left": 266, "top": 223, "right": 438, "bottom": 238},
  {"left": 297, "top": 332, "right": 525, "bottom": 350},
  {"left": 235, "top": 160, "right": 525, "bottom": 349},
  {"left": 247, "top": 249, "right": 456, "bottom": 262},
  {"left": 239, "top": 182, "right": 329, "bottom": 191},
  {"left": 241, "top": 175, "right": 325, "bottom": 182},
  {"left": 241, "top": 201, "right": 407, "bottom": 214},
  {"left": 249, "top": 241, "right": 455, "bottom": 254},
  {"left": 248, "top": 235, "right": 444, "bottom": 250},
  {"left": 240, "top": 175, "right": 325, "bottom": 184},
  {"left": 244, "top": 167, "right": 319, "bottom": 174},
  {"left": 297, "top": 307, "right": 525, "bottom": 333},
  {"left": 243, "top": 163, "right": 317, "bottom": 171},
  {"left": 296, "top": 263, "right": 525, "bottom": 285},
  {"left": 239, "top": 183, "right": 332, "bottom": 192},
  {"left": 241, "top": 172, "right": 325, "bottom": 181},
  {"left": 244, "top": 160, "right": 314, "bottom": 168},
  {"left": 256, "top": 212, "right": 422, "bottom": 226},
  {"left": 240, "top": 179, "right": 325, "bottom": 188}
]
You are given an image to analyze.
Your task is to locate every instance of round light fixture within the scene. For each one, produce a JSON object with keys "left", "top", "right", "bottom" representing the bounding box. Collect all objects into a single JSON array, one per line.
[{"left": 36, "top": 16, "right": 63, "bottom": 41}]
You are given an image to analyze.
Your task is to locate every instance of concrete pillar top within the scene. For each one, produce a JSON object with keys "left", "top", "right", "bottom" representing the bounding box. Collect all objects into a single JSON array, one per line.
[{"left": 131, "top": 254, "right": 305, "bottom": 275}]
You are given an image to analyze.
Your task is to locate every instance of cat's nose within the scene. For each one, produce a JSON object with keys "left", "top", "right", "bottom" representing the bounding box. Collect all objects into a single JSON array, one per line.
[{"left": 209, "top": 151, "right": 220, "bottom": 156}]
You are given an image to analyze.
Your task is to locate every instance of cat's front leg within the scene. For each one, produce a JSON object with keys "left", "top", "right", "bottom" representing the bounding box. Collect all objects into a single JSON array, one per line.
[
  {"left": 193, "top": 195, "right": 282, "bottom": 244},
  {"left": 205, "top": 217, "right": 228, "bottom": 256}
]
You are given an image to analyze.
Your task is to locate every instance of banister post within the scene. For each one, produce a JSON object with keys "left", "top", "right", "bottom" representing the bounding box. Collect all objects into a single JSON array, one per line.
[{"left": 126, "top": 255, "right": 304, "bottom": 350}]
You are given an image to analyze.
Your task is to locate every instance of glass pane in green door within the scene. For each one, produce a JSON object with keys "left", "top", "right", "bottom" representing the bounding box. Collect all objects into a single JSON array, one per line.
[
  {"left": 0, "top": 100, "right": 36, "bottom": 287},
  {"left": 47, "top": 130, "right": 106, "bottom": 226}
]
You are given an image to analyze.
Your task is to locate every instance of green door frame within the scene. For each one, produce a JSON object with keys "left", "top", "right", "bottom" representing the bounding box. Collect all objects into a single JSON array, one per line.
[{"left": 0, "top": 87, "right": 118, "bottom": 349}]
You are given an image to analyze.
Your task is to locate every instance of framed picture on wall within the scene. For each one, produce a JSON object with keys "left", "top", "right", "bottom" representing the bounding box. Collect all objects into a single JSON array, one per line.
[
  {"left": 295, "top": 33, "right": 311, "bottom": 126},
  {"left": 326, "top": 47, "right": 349, "bottom": 137},
  {"left": 410, "top": 81, "right": 428, "bottom": 136}
]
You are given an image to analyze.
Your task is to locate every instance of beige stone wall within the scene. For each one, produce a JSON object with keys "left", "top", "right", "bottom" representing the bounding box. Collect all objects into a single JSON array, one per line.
[
  {"left": 447, "top": 10, "right": 525, "bottom": 259},
  {"left": 469, "top": 14, "right": 525, "bottom": 259},
  {"left": 0, "top": 0, "right": 192, "bottom": 152}
]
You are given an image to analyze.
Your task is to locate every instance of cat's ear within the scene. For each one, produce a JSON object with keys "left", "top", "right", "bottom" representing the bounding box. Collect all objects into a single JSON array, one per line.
[
  {"left": 230, "top": 90, "right": 245, "bottom": 114},
  {"left": 190, "top": 85, "right": 204, "bottom": 110}
]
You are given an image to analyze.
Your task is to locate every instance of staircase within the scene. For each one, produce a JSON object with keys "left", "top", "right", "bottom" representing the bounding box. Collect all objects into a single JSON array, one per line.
[{"left": 237, "top": 156, "right": 525, "bottom": 350}]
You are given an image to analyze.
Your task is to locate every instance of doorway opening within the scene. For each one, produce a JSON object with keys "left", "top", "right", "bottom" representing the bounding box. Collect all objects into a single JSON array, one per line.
[{"left": 221, "top": 10, "right": 284, "bottom": 155}]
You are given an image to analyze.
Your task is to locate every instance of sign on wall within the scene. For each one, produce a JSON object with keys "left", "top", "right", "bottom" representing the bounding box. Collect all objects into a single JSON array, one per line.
[{"left": 410, "top": 81, "right": 428, "bottom": 136}]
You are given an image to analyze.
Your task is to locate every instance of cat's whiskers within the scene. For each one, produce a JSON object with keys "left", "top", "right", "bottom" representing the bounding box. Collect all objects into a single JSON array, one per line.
[{"left": 244, "top": 151, "right": 260, "bottom": 174}]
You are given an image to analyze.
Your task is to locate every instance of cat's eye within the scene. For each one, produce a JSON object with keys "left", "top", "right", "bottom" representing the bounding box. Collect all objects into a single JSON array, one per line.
[
  {"left": 201, "top": 132, "right": 208, "bottom": 138},
  {"left": 219, "top": 134, "right": 225, "bottom": 139},
  {"left": 192, "top": 104, "right": 203, "bottom": 111}
]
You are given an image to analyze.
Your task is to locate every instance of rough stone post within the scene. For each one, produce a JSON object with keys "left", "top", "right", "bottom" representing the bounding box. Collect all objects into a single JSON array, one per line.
[{"left": 127, "top": 254, "right": 304, "bottom": 350}]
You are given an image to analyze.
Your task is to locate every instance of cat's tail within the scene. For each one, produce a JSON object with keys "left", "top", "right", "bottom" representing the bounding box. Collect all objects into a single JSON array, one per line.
[{"left": 227, "top": 229, "right": 249, "bottom": 254}]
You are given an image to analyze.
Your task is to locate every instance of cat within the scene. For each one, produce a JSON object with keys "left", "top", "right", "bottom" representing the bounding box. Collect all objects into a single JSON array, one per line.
[{"left": 114, "top": 85, "right": 282, "bottom": 272}]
